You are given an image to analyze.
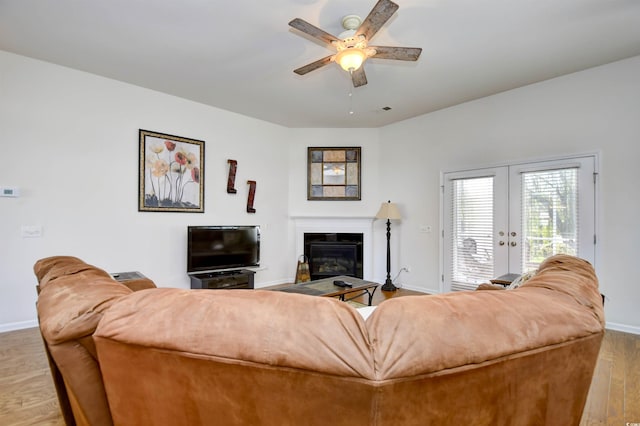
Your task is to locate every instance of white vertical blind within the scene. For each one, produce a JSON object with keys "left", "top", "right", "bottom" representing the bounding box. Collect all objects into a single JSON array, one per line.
[
  {"left": 450, "top": 176, "right": 494, "bottom": 291},
  {"left": 520, "top": 168, "right": 579, "bottom": 272}
]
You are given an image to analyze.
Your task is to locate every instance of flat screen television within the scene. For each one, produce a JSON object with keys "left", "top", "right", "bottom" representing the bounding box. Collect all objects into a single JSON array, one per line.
[{"left": 187, "top": 226, "right": 260, "bottom": 273}]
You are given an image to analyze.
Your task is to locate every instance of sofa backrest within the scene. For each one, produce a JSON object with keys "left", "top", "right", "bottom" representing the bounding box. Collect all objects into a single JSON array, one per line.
[
  {"left": 95, "top": 289, "right": 378, "bottom": 426},
  {"left": 94, "top": 255, "right": 604, "bottom": 425},
  {"left": 364, "top": 255, "right": 604, "bottom": 424}
]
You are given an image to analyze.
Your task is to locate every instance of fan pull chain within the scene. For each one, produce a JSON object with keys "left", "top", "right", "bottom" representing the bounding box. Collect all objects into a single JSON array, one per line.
[
  {"left": 348, "top": 71, "right": 355, "bottom": 116},
  {"left": 349, "top": 90, "right": 354, "bottom": 115}
]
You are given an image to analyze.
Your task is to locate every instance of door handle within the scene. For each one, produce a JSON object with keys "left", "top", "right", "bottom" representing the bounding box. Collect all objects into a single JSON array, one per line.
[{"left": 510, "top": 241, "right": 517, "bottom": 247}]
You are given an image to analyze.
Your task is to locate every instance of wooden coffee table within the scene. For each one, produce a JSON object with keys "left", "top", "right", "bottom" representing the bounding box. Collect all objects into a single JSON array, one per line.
[{"left": 273, "top": 276, "right": 379, "bottom": 306}]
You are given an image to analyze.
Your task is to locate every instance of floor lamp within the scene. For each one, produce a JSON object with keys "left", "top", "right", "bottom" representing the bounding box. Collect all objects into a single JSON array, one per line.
[{"left": 375, "top": 200, "right": 401, "bottom": 291}]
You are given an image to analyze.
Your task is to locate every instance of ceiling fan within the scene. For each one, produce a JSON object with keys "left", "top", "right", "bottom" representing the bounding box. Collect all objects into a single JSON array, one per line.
[{"left": 289, "top": 0, "right": 422, "bottom": 87}]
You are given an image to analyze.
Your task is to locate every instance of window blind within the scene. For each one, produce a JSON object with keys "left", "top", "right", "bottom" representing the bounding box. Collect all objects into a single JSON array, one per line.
[
  {"left": 520, "top": 168, "right": 579, "bottom": 272},
  {"left": 450, "top": 176, "right": 494, "bottom": 291}
]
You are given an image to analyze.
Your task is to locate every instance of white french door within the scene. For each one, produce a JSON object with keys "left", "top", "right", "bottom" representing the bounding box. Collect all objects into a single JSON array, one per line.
[{"left": 442, "top": 155, "right": 596, "bottom": 292}]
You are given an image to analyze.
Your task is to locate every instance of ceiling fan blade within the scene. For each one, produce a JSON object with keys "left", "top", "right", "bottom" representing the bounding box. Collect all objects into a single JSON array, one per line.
[
  {"left": 289, "top": 18, "right": 340, "bottom": 45},
  {"left": 293, "top": 55, "right": 334, "bottom": 75},
  {"left": 370, "top": 46, "right": 422, "bottom": 61},
  {"left": 356, "top": 0, "right": 399, "bottom": 41},
  {"left": 351, "top": 67, "right": 368, "bottom": 87}
]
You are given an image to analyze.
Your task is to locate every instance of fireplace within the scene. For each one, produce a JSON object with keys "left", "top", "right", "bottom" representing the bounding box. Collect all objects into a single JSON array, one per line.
[
  {"left": 304, "top": 233, "right": 363, "bottom": 281},
  {"left": 293, "top": 216, "right": 374, "bottom": 281}
]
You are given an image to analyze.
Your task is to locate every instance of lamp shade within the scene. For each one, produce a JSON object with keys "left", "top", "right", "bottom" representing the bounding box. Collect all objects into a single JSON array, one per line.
[
  {"left": 375, "top": 200, "right": 401, "bottom": 220},
  {"left": 335, "top": 48, "right": 366, "bottom": 71}
]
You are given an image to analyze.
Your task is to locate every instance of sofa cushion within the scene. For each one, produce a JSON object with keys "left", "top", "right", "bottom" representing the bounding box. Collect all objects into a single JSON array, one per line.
[
  {"left": 366, "top": 284, "right": 602, "bottom": 381},
  {"left": 38, "top": 275, "right": 133, "bottom": 345},
  {"left": 96, "top": 288, "right": 375, "bottom": 379},
  {"left": 366, "top": 255, "right": 604, "bottom": 380},
  {"left": 507, "top": 270, "right": 536, "bottom": 289},
  {"left": 33, "top": 255, "right": 85, "bottom": 282},
  {"left": 521, "top": 254, "right": 604, "bottom": 326},
  {"left": 36, "top": 260, "right": 113, "bottom": 292}
]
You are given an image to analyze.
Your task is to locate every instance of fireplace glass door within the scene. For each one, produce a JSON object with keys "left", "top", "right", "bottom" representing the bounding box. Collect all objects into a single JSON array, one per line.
[
  {"left": 304, "top": 232, "right": 363, "bottom": 281},
  {"left": 309, "top": 243, "right": 357, "bottom": 280}
]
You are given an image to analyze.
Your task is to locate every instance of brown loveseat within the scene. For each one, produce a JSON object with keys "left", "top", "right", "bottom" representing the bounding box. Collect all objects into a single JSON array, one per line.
[{"left": 36, "top": 254, "right": 604, "bottom": 425}]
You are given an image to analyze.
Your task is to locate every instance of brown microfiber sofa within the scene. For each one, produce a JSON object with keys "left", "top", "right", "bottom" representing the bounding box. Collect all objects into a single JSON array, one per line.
[
  {"left": 34, "top": 256, "right": 156, "bottom": 426},
  {"left": 36, "top": 254, "right": 604, "bottom": 425}
]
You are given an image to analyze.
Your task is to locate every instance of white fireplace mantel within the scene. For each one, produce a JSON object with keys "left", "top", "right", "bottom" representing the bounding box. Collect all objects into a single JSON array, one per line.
[{"left": 292, "top": 216, "right": 375, "bottom": 280}]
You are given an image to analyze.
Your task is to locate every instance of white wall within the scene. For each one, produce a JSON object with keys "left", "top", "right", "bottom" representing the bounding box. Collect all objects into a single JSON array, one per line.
[
  {"left": 287, "top": 128, "right": 382, "bottom": 217},
  {"left": 0, "top": 51, "right": 292, "bottom": 331},
  {"left": 379, "top": 55, "right": 640, "bottom": 333},
  {"left": 2, "top": 49, "right": 638, "bottom": 333},
  {"left": 286, "top": 128, "right": 393, "bottom": 283}
]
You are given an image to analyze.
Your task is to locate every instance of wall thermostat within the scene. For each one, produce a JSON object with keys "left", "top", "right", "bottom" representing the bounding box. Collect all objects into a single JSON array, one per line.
[{"left": 0, "top": 186, "right": 20, "bottom": 197}]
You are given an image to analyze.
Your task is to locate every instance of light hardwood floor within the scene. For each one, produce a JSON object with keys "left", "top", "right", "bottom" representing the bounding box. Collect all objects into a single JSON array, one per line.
[
  {"left": 1, "top": 296, "right": 638, "bottom": 425},
  {"left": 582, "top": 329, "right": 640, "bottom": 425},
  {"left": 0, "top": 327, "right": 64, "bottom": 426}
]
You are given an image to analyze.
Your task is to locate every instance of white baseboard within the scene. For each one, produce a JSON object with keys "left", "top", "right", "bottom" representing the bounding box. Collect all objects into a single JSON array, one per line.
[
  {"left": 606, "top": 322, "right": 640, "bottom": 336},
  {"left": 0, "top": 319, "right": 38, "bottom": 334}
]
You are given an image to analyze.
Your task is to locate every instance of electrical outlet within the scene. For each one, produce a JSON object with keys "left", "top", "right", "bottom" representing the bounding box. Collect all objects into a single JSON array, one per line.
[
  {"left": 21, "top": 225, "right": 43, "bottom": 238},
  {"left": 405, "top": 266, "right": 411, "bottom": 273}
]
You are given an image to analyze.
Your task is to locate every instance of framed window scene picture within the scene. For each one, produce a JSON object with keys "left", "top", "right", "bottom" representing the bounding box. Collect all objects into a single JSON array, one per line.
[
  {"left": 307, "top": 147, "right": 361, "bottom": 201},
  {"left": 139, "top": 129, "right": 205, "bottom": 213}
]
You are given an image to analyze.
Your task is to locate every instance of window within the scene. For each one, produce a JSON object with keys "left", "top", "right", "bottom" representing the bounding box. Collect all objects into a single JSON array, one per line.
[
  {"left": 442, "top": 155, "right": 596, "bottom": 292},
  {"left": 520, "top": 167, "right": 579, "bottom": 271},
  {"left": 450, "top": 176, "right": 495, "bottom": 289}
]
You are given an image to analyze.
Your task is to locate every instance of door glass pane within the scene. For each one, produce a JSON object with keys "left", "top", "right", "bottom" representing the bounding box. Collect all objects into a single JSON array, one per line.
[
  {"left": 521, "top": 168, "right": 579, "bottom": 272},
  {"left": 450, "top": 177, "right": 494, "bottom": 291}
]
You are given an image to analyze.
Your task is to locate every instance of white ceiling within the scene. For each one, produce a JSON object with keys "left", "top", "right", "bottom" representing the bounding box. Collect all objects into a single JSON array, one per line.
[{"left": 1, "top": 0, "right": 639, "bottom": 128}]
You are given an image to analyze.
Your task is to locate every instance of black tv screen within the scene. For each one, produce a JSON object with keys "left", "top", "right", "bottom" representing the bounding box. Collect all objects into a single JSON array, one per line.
[{"left": 187, "top": 226, "right": 260, "bottom": 273}]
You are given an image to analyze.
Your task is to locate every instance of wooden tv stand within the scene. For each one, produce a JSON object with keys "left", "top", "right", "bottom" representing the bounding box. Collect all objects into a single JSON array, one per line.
[{"left": 189, "top": 269, "right": 255, "bottom": 290}]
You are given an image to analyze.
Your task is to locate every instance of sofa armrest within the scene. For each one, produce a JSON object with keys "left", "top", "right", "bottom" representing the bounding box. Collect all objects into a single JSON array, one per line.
[{"left": 121, "top": 278, "right": 156, "bottom": 292}]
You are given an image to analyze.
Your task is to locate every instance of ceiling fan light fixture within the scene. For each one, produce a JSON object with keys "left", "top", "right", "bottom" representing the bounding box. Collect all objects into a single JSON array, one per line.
[
  {"left": 289, "top": 0, "right": 422, "bottom": 87},
  {"left": 335, "top": 48, "right": 366, "bottom": 72}
]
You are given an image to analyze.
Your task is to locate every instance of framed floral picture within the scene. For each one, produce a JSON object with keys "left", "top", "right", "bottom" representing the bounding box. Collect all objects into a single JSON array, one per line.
[
  {"left": 138, "top": 129, "right": 204, "bottom": 212},
  {"left": 307, "top": 147, "right": 361, "bottom": 201}
]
